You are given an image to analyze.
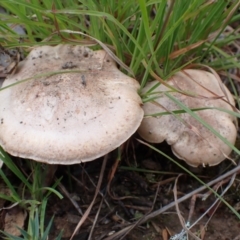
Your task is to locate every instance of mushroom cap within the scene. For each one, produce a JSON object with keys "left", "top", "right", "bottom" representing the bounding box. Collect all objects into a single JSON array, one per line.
[
  {"left": 138, "top": 69, "right": 237, "bottom": 167},
  {"left": 0, "top": 44, "right": 143, "bottom": 164}
]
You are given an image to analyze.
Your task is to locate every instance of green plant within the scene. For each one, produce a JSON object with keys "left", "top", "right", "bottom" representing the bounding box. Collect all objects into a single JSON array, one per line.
[
  {"left": 0, "top": 146, "right": 63, "bottom": 239},
  {"left": 0, "top": 0, "right": 239, "bottom": 79},
  {"left": 1, "top": 204, "right": 63, "bottom": 240}
]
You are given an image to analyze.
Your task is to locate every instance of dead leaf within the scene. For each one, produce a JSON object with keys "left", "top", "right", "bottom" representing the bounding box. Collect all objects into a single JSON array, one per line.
[
  {"left": 162, "top": 229, "right": 169, "bottom": 240},
  {"left": 3, "top": 206, "right": 27, "bottom": 237},
  {"left": 0, "top": 182, "right": 12, "bottom": 208},
  {"left": 200, "top": 224, "right": 206, "bottom": 239}
]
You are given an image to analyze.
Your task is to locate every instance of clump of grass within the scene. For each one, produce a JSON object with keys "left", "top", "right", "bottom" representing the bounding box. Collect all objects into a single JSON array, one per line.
[
  {"left": 2, "top": 205, "right": 63, "bottom": 240},
  {"left": 0, "top": 146, "right": 63, "bottom": 239},
  {"left": 1, "top": 0, "right": 239, "bottom": 80}
]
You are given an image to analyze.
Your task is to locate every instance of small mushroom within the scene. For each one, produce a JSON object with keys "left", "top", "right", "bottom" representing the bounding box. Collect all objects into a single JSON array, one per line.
[
  {"left": 138, "top": 69, "right": 237, "bottom": 167},
  {"left": 0, "top": 44, "right": 144, "bottom": 164}
]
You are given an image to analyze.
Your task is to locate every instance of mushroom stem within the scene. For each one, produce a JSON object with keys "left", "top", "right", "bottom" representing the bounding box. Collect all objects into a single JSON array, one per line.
[{"left": 43, "top": 164, "right": 58, "bottom": 188}]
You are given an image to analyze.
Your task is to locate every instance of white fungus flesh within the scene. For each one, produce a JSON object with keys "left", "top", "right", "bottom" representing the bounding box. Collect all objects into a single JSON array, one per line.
[
  {"left": 0, "top": 45, "right": 144, "bottom": 164},
  {"left": 138, "top": 69, "right": 237, "bottom": 167}
]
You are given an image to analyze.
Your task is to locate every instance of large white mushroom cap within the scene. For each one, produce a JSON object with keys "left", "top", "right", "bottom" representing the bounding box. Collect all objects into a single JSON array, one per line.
[
  {"left": 138, "top": 69, "right": 237, "bottom": 167},
  {"left": 0, "top": 44, "right": 143, "bottom": 164}
]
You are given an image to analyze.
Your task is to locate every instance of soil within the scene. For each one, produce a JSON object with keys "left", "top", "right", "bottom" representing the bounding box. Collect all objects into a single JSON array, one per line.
[{"left": 1, "top": 140, "right": 238, "bottom": 240}]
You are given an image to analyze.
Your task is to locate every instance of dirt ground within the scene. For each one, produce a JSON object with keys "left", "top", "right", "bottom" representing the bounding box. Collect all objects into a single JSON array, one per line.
[
  {"left": 0, "top": 140, "right": 240, "bottom": 240},
  {"left": 46, "top": 142, "right": 240, "bottom": 239},
  {"left": 48, "top": 194, "right": 240, "bottom": 240}
]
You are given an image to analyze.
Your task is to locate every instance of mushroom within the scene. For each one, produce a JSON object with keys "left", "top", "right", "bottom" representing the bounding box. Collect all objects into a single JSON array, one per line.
[
  {"left": 0, "top": 44, "right": 144, "bottom": 164},
  {"left": 138, "top": 69, "right": 237, "bottom": 167}
]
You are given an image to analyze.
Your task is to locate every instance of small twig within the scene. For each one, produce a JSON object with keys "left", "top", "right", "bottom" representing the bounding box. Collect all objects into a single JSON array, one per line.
[
  {"left": 188, "top": 194, "right": 197, "bottom": 223},
  {"left": 173, "top": 175, "right": 201, "bottom": 240},
  {"left": 118, "top": 183, "right": 160, "bottom": 240},
  {"left": 82, "top": 166, "right": 111, "bottom": 209},
  {"left": 87, "top": 194, "right": 105, "bottom": 240},
  {"left": 70, "top": 174, "right": 90, "bottom": 191},
  {"left": 104, "top": 164, "right": 240, "bottom": 240},
  {"left": 117, "top": 200, "right": 134, "bottom": 219},
  {"left": 107, "top": 155, "right": 137, "bottom": 201},
  {"left": 57, "top": 181, "right": 83, "bottom": 216},
  {"left": 0, "top": 202, "right": 19, "bottom": 210},
  {"left": 70, "top": 155, "right": 108, "bottom": 240},
  {"left": 201, "top": 177, "right": 234, "bottom": 201},
  {"left": 171, "top": 171, "right": 237, "bottom": 240},
  {"left": 233, "top": 234, "right": 240, "bottom": 240},
  {"left": 204, "top": 172, "right": 236, "bottom": 227}
]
